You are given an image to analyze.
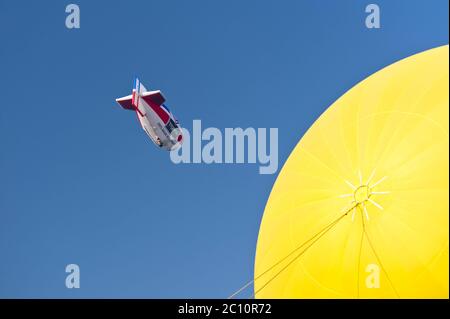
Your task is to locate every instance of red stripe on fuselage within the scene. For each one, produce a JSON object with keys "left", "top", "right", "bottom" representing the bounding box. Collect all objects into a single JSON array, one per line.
[
  {"left": 131, "top": 90, "right": 146, "bottom": 117},
  {"left": 141, "top": 96, "right": 170, "bottom": 124}
]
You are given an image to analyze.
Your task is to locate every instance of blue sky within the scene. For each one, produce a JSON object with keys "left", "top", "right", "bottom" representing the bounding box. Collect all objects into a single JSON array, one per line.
[{"left": 0, "top": 0, "right": 448, "bottom": 298}]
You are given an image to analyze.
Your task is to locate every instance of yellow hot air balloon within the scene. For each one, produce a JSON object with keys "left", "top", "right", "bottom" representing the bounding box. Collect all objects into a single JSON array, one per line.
[{"left": 254, "top": 45, "right": 449, "bottom": 299}]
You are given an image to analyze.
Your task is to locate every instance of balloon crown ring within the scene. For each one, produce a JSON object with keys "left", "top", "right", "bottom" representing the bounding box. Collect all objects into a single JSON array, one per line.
[
  {"left": 341, "top": 172, "right": 390, "bottom": 221},
  {"left": 354, "top": 185, "right": 371, "bottom": 204}
]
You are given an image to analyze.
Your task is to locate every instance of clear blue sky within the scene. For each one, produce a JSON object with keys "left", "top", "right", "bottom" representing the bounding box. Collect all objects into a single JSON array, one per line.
[{"left": 0, "top": 0, "right": 448, "bottom": 298}]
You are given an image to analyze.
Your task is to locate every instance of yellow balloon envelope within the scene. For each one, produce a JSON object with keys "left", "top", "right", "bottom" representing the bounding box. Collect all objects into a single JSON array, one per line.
[{"left": 254, "top": 45, "right": 449, "bottom": 298}]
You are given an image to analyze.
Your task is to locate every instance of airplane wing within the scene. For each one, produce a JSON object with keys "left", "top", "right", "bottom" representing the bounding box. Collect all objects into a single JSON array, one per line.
[
  {"left": 116, "top": 94, "right": 134, "bottom": 110},
  {"left": 141, "top": 91, "right": 170, "bottom": 124},
  {"left": 141, "top": 90, "right": 166, "bottom": 106},
  {"left": 116, "top": 78, "right": 168, "bottom": 124}
]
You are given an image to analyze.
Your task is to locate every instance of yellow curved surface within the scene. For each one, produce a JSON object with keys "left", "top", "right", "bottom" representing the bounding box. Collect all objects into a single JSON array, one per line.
[{"left": 254, "top": 45, "right": 449, "bottom": 298}]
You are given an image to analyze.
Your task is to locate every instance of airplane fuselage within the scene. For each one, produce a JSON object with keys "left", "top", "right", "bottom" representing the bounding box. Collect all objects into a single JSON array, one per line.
[{"left": 137, "top": 99, "right": 183, "bottom": 151}]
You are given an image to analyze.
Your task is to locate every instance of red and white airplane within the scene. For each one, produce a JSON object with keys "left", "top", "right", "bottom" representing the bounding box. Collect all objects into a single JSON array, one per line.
[{"left": 116, "top": 78, "right": 183, "bottom": 151}]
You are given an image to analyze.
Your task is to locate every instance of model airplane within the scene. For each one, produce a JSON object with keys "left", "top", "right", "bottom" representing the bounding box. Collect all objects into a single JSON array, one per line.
[{"left": 116, "top": 78, "right": 183, "bottom": 151}]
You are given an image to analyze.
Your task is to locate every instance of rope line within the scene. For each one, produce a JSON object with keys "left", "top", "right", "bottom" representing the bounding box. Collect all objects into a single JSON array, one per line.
[
  {"left": 251, "top": 212, "right": 347, "bottom": 298},
  {"left": 362, "top": 216, "right": 400, "bottom": 298},
  {"left": 356, "top": 207, "right": 365, "bottom": 298},
  {"left": 228, "top": 204, "right": 356, "bottom": 299}
]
